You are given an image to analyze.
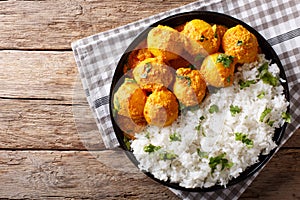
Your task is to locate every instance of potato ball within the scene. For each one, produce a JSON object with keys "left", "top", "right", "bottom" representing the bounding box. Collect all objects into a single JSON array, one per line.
[
  {"left": 113, "top": 79, "right": 147, "bottom": 123},
  {"left": 200, "top": 53, "right": 236, "bottom": 87},
  {"left": 133, "top": 57, "right": 174, "bottom": 90},
  {"left": 144, "top": 87, "right": 178, "bottom": 127},
  {"left": 147, "top": 25, "right": 184, "bottom": 61},
  {"left": 173, "top": 68, "right": 207, "bottom": 107},
  {"left": 182, "top": 19, "right": 220, "bottom": 55},
  {"left": 222, "top": 25, "right": 258, "bottom": 64}
]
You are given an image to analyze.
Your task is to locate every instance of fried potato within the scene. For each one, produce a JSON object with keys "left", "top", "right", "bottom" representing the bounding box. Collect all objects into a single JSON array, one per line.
[
  {"left": 147, "top": 25, "right": 184, "bottom": 61},
  {"left": 200, "top": 53, "right": 236, "bottom": 87},
  {"left": 113, "top": 79, "right": 147, "bottom": 123},
  {"left": 133, "top": 57, "right": 175, "bottom": 90},
  {"left": 144, "top": 86, "right": 178, "bottom": 127},
  {"left": 182, "top": 19, "right": 220, "bottom": 55},
  {"left": 222, "top": 25, "right": 258, "bottom": 64},
  {"left": 173, "top": 68, "right": 207, "bottom": 107}
]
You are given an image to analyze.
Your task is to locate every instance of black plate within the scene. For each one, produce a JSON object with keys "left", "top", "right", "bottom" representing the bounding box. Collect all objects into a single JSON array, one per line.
[{"left": 109, "top": 11, "right": 290, "bottom": 192}]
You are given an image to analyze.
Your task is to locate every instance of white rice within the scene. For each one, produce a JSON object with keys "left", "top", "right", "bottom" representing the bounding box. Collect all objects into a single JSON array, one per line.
[{"left": 130, "top": 54, "right": 289, "bottom": 188}]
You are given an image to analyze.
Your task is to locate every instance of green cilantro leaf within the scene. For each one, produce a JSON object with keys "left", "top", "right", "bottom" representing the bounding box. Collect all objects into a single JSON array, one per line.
[
  {"left": 230, "top": 105, "right": 242, "bottom": 116},
  {"left": 257, "top": 91, "right": 265, "bottom": 99},
  {"left": 258, "top": 62, "right": 278, "bottom": 86},
  {"left": 197, "top": 148, "right": 208, "bottom": 158},
  {"left": 209, "top": 104, "right": 219, "bottom": 114},
  {"left": 216, "top": 53, "right": 235, "bottom": 68},
  {"left": 159, "top": 151, "right": 177, "bottom": 160},
  {"left": 209, "top": 153, "right": 233, "bottom": 173},
  {"left": 260, "top": 107, "right": 272, "bottom": 122},
  {"left": 144, "top": 144, "right": 161, "bottom": 153},
  {"left": 177, "top": 75, "right": 192, "bottom": 86},
  {"left": 238, "top": 79, "right": 257, "bottom": 89},
  {"left": 282, "top": 112, "right": 291, "bottom": 123},
  {"left": 235, "top": 132, "right": 254, "bottom": 148},
  {"left": 169, "top": 132, "right": 181, "bottom": 142},
  {"left": 140, "top": 62, "right": 152, "bottom": 78}
]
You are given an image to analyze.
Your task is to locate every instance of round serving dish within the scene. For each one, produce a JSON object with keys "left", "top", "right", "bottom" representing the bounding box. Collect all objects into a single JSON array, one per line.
[{"left": 109, "top": 11, "right": 290, "bottom": 192}]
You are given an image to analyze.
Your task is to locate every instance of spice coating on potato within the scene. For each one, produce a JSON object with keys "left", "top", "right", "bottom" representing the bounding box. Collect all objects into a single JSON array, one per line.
[
  {"left": 222, "top": 25, "right": 258, "bottom": 64},
  {"left": 200, "top": 53, "right": 236, "bottom": 87},
  {"left": 113, "top": 79, "right": 147, "bottom": 123},
  {"left": 182, "top": 19, "right": 219, "bottom": 55},
  {"left": 133, "top": 57, "right": 175, "bottom": 90},
  {"left": 144, "top": 87, "right": 179, "bottom": 127},
  {"left": 173, "top": 68, "right": 207, "bottom": 107},
  {"left": 147, "top": 25, "right": 184, "bottom": 61}
]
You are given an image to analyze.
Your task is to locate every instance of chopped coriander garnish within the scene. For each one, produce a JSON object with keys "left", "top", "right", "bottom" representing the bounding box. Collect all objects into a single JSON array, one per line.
[
  {"left": 144, "top": 144, "right": 161, "bottom": 153},
  {"left": 199, "top": 35, "right": 208, "bottom": 42},
  {"left": 260, "top": 107, "right": 272, "bottom": 122},
  {"left": 235, "top": 132, "right": 254, "bottom": 148},
  {"left": 195, "top": 124, "right": 201, "bottom": 131},
  {"left": 199, "top": 116, "right": 205, "bottom": 121},
  {"left": 260, "top": 70, "right": 278, "bottom": 86},
  {"left": 145, "top": 132, "right": 150, "bottom": 139},
  {"left": 238, "top": 79, "right": 257, "bottom": 90},
  {"left": 236, "top": 40, "right": 243, "bottom": 46},
  {"left": 258, "top": 62, "right": 278, "bottom": 86},
  {"left": 230, "top": 105, "right": 242, "bottom": 116},
  {"left": 209, "top": 104, "right": 219, "bottom": 114},
  {"left": 209, "top": 153, "right": 233, "bottom": 173},
  {"left": 226, "top": 75, "right": 231, "bottom": 83},
  {"left": 257, "top": 91, "right": 265, "bottom": 99},
  {"left": 258, "top": 62, "right": 269, "bottom": 73},
  {"left": 216, "top": 53, "right": 235, "bottom": 68},
  {"left": 267, "top": 119, "right": 275, "bottom": 127},
  {"left": 282, "top": 112, "right": 291, "bottom": 123},
  {"left": 197, "top": 148, "right": 208, "bottom": 158},
  {"left": 177, "top": 75, "right": 192, "bottom": 87},
  {"left": 140, "top": 62, "right": 152, "bottom": 78},
  {"left": 169, "top": 132, "right": 181, "bottom": 142},
  {"left": 124, "top": 137, "right": 131, "bottom": 150},
  {"left": 159, "top": 151, "right": 177, "bottom": 160}
]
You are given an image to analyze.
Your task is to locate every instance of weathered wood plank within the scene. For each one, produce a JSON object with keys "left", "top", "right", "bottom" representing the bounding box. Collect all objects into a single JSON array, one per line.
[
  {"left": 0, "top": 149, "right": 298, "bottom": 199},
  {"left": 0, "top": 51, "right": 77, "bottom": 102},
  {"left": 0, "top": 99, "right": 105, "bottom": 150},
  {"left": 0, "top": 0, "right": 196, "bottom": 50},
  {"left": 0, "top": 150, "right": 179, "bottom": 199}
]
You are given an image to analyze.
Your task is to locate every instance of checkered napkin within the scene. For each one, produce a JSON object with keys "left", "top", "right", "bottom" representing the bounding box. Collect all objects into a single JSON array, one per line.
[{"left": 72, "top": 0, "right": 300, "bottom": 199}]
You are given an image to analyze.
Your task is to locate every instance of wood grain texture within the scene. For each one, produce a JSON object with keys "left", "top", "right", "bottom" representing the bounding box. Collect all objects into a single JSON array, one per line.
[
  {"left": 0, "top": 0, "right": 195, "bottom": 50},
  {"left": 0, "top": 150, "right": 179, "bottom": 199},
  {"left": 0, "top": 51, "right": 77, "bottom": 102}
]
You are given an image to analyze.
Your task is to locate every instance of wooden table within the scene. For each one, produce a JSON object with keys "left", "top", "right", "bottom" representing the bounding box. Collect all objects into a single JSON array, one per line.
[{"left": 0, "top": 1, "right": 299, "bottom": 199}]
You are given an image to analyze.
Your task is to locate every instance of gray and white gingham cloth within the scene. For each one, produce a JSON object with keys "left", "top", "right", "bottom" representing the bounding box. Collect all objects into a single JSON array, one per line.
[{"left": 72, "top": 0, "right": 300, "bottom": 199}]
